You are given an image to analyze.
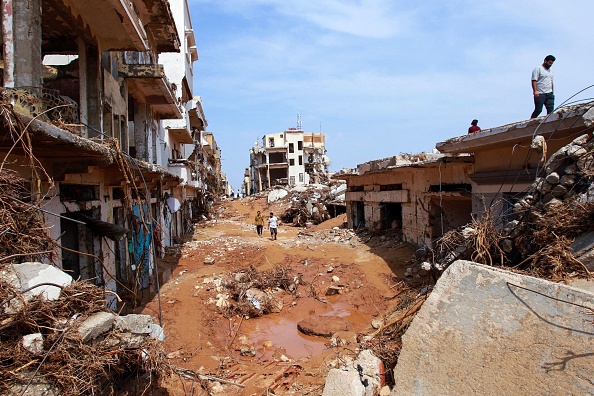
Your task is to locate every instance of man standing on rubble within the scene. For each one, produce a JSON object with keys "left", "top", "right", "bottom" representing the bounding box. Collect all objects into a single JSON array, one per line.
[
  {"left": 254, "top": 211, "right": 264, "bottom": 237},
  {"left": 268, "top": 212, "right": 279, "bottom": 240},
  {"left": 531, "top": 55, "right": 556, "bottom": 118}
]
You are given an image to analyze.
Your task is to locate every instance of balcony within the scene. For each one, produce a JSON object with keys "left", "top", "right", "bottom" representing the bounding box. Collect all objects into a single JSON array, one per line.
[{"left": 119, "top": 63, "right": 182, "bottom": 119}]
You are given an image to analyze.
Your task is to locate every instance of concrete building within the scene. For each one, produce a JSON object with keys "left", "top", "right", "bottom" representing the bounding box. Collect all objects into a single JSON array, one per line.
[
  {"left": 248, "top": 128, "right": 329, "bottom": 194},
  {"left": 0, "top": 0, "right": 221, "bottom": 307},
  {"left": 341, "top": 154, "right": 474, "bottom": 247},
  {"left": 436, "top": 105, "right": 594, "bottom": 224}
]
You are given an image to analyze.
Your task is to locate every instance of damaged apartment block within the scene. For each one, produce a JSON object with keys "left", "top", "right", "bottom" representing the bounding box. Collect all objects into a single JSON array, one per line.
[
  {"left": 0, "top": 0, "right": 221, "bottom": 308},
  {"left": 246, "top": 127, "right": 330, "bottom": 194}
]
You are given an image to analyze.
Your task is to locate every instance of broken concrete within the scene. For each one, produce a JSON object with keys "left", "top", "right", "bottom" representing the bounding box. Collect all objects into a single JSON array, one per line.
[
  {"left": 22, "top": 333, "right": 44, "bottom": 356},
  {"left": 391, "top": 260, "right": 594, "bottom": 395},
  {"left": 115, "top": 314, "right": 153, "bottom": 334},
  {"left": 78, "top": 312, "right": 116, "bottom": 343},
  {"left": 2, "top": 262, "right": 72, "bottom": 309},
  {"left": 322, "top": 349, "right": 384, "bottom": 396}
]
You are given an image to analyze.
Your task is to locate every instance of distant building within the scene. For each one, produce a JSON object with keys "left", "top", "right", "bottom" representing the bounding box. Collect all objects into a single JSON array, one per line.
[{"left": 248, "top": 128, "right": 329, "bottom": 194}]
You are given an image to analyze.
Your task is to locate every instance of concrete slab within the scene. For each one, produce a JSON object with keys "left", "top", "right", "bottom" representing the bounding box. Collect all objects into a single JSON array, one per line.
[
  {"left": 391, "top": 260, "right": 594, "bottom": 396},
  {"left": 78, "top": 312, "right": 116, "bottom": 342}
]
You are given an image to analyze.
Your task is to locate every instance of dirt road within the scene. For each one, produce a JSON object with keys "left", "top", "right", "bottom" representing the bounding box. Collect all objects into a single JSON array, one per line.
[{"left": 142, "top": 196, "right": 413, "bottom": 395}]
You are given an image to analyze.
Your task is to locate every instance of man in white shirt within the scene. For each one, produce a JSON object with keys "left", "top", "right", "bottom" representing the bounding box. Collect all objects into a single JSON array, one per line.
[
  {"left": 531, "top": 55, "right": 555, "bottom": 118},
  {"left": 268, "top": 212, "right": 279, "bottom": 240}
]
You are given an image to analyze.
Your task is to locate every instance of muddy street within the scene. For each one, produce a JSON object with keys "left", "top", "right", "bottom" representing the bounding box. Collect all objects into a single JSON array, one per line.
[{"left": 141, "top": 196, "right": 414, "bottom": 395}]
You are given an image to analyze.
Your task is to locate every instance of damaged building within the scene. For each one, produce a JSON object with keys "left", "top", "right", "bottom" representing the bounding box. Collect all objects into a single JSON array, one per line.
[
  {"left": 247, "top": 127, "right": 330, "bottom": 194},
  {"left": 0, "top": 0, "right": 224, "bottom": 307},
  {"left": 342, "top": 104, "right": 594, "bottom": 249},
  {"left": 436, "top": 104, "right": 594, "bottom": 223},
  {"left": 341, "top": 154, "right": 474, "bottom": 247}
]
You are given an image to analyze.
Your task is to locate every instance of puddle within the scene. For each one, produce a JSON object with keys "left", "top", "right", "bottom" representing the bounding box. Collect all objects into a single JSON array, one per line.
[
  {"left": 246, "top": 315, "right": 327, "bottom": 359},
  {"left": 242, "top": 299, "right": 372, "bottom": 360}
]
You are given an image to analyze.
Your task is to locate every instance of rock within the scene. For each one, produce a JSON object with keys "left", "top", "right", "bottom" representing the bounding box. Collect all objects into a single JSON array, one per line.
[
  {"left": 167, "top": 350, "right": 181, "bottom": 359},
  {"left": 240, "top": 345, "right": 256, "bottom": 356},
  {"left": 560, "top": 174, "right": 576, "bottom": 187},
  {"left": 371, "top": 318, "right": 384, "bottom": 329},
  {"left": 564, "top": 163, "right": 578, "bottom": 175},
  {"left": 78, "top": 312, "right": 116, "bottom": 342},
  {"left": 329, "top": 331, "right": 358, "bottom": 347},
  {"left": 327, "top": 266, "right": 334, "bottom": 273},
  {"left": 280, "top": 354, "right": 290, "bottom": 362},
  {"left": 119, "top": 333, "right": 145, "bottom": 348},
  {"left": 501, "top": 239, "right": 514, "bottom": 253},
  {"left": 263, "top": 340, "right": 274, "bottom": 348},
  {"left": 115, "top": 314, "right": 153, "bottom": 334},
  {"left": 332, "top": 275, "right": 340, "bottom": 282},
  {"left": 325, "top": 285, "right": 343, "bottom": 296},
  {"left": 545, "top": 172, "right": 560, "bottom": 185},
  {"left": 150, "top": 324, "right": 165, "bottom": 341},
  {"left": 551, "top": 184, "right": 567, "bottom": 198},
  {"left": 204, "top": 257, "right": 215, "bottom": 265},
  {"left": 543, "top": 197, "right": 563, "bottom": 211},
  {"left": 268, "top": 188, "right": 289, "bottom": 203},
  {"left": 322, "top": 368, "right": 366, "bottom": 396},
  {"left": 298, "top": 316, "right": 351, "bottom": 337},
  {"left": 2, "top": 263, "right": 73, "bottom": 312},
  {"left": 23, "top": 333, "right": 44, "bottom": 356},
  {"left": 567, "top": 144, "right": 587, "bottom": 161}
]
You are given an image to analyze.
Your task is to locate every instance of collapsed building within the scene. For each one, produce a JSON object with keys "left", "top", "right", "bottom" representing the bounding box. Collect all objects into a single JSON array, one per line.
[
  {"left": 246, "top": 127, "right": 330, "bottom": 194},
  {"left": 0, "top": 0, "right": 225, "bottom": 307}
]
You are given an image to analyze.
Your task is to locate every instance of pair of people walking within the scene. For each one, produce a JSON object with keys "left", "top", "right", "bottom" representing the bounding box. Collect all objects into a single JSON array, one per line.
[{"left": 254, "top": 211, "right": 279, "bottom": 240}]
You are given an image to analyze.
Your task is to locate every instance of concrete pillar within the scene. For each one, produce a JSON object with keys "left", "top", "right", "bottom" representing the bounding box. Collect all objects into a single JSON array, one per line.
[
  {"left": 134, "top": 104, "right": 148, "bottom": 161},
  {"left": 84, "top": 45, "right": 102, "bottom": 138},
  {"left": 2, "top": 0, "right": 42, "bottom": 88}
]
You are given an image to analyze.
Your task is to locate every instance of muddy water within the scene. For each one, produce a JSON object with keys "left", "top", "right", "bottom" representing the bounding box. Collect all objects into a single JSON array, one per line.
[{"left": 242, "top": 297, "right": 372, "bottom": 360}]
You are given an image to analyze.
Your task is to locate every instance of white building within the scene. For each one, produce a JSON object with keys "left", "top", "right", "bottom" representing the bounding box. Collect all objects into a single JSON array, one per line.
[{"left": 248, "top": 128, "right": 329, "bottom": 194}]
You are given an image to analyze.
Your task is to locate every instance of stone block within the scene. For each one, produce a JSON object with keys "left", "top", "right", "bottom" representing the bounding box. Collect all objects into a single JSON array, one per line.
[
  {"left": 116, "top": 314, "right": 153, "bottom": 334},
  {"left": 22, "top": 333, "right": 44, "bottom": 356},
  {"left": 391, "top": 260, "right": 594, "bottom": 396},
  {"left": 322, "top": 368, "right": 366, "bottom": 396},
  {"left": 78, "top": 312, "right": 116, "bottom": 342}
]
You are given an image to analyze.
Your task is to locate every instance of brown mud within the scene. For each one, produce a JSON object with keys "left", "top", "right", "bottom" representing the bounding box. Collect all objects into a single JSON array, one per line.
[{"left": 141, "top": 197, "right": 413, "bottom": 395}]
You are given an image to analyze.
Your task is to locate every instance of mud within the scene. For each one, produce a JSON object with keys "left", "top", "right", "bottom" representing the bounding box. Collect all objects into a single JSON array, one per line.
[{"left": 142, "top": 196, "right": 414, "bottom": 395}]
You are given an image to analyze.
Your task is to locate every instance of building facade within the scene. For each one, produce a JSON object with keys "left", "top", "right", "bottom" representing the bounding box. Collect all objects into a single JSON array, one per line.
[
  {"left": 0, "top": 0, "right": 222, "bottom": 307},
  {"left": 248, "top": 128, "right": 329, "bottom": 194}
]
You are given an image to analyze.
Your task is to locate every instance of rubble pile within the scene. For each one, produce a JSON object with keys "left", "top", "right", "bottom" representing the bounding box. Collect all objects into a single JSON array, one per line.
[
  {"left": 199, "top": 265, "right": 302, "bottom": 319},
  {"left": 266, "top": 181, "right": 346, "bottom": 226},
  {"left": 0, "top": 263, "right": 168, "bottom": 395},
  {"left": 421, "top": 133, "right": 594, "bottom": 281}
]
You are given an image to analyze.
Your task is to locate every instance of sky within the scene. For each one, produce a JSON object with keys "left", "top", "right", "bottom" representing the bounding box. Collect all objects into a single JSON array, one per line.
[{"left": 188, "top": 0, "right": 594, "bottom": 191}]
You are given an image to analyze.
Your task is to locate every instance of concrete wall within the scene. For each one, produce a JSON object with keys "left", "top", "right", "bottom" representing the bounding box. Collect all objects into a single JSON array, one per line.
[
  {"left": 345, "top": 161, "right": 472, "bottom": 247},
  {"left": 392, "top": 260, "right": 594, "bottom": 395}
]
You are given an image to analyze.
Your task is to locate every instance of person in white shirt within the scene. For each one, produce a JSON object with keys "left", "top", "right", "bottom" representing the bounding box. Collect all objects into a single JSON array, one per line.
[
  {"left": 268, "top": 212, "right": 279, "bottom": 240},
  {"left": 531, "top": 55, "right": 555, "bottom": 118}
]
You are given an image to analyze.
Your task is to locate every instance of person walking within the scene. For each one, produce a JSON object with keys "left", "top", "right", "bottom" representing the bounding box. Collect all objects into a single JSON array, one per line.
[
  {"left": 268, "top": 212, "right": 279, "bottom": 240},
  {"left": 468, "top": 119, "right": 481, "bottom": 134},
  {"left": 531, "top": 55, "right": 556, "bottom": 118},
  {"left": 254, "top": 211, "right": 264, "bottom": 237}
]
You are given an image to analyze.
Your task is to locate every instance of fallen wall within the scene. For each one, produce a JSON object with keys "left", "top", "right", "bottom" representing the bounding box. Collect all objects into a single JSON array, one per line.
[{"left": 391, "top": 260, "right": 594, "bottom": 395}]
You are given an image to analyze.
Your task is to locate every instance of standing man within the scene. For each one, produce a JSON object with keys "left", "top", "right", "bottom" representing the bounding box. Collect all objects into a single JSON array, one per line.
[
  {"left": 254, "top": 210, "right": 264, "bottom": 237},
  {"left": 268, "top": 212, "right": 278, "bottom": 240},
  {"left": 531, "top": 55, "right": 556, "bottom": 119}
]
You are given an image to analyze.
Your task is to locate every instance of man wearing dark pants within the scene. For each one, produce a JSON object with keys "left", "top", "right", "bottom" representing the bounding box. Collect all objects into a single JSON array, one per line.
[
  {"left": 531, "top": 55, "right": 555, "bottom": 118},
  {"left": 268, "top": 212, "right": 278, "bottom": 240}
]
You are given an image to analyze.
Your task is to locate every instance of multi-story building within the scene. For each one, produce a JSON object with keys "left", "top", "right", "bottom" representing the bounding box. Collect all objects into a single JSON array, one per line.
[
  {"left": 248, "top": 128, "right": 329, "bottom": 194},
  {"left": 0, "top": 0, "right": 221, "bottom": 307}
]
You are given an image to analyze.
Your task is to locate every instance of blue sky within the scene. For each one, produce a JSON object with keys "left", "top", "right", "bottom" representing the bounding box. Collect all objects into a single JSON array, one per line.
[{"left": 188, "top": 0, "right": 594, "bottom": 191}]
